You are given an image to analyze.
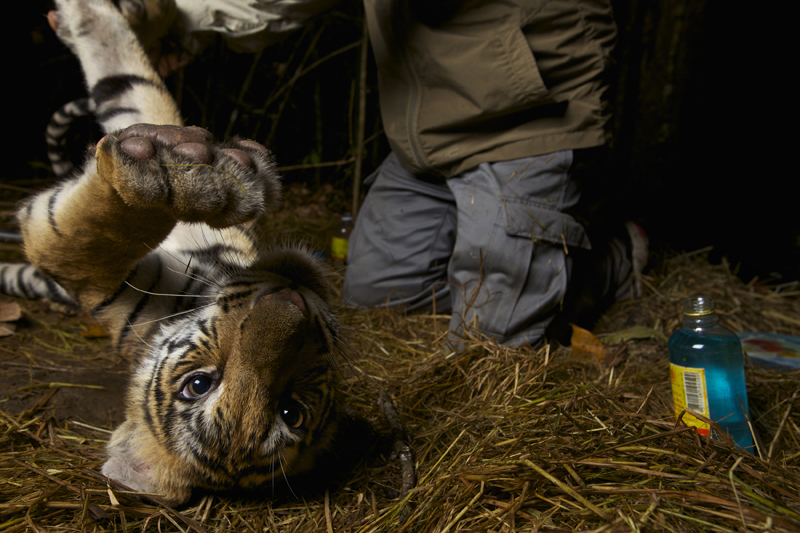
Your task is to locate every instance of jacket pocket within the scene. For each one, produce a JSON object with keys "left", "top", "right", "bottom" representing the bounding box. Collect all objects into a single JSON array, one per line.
[
  {"left": 414, "top": 25, "right": 550, "bottom": 127},
  {"left": 500, "top": 27, "right": 549, "bottom": 105},
  {"left": 502, "top": 199, "right": 591, "bottom": 250}
]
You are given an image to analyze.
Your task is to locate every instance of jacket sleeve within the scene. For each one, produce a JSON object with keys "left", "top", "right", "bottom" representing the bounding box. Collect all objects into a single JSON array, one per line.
[{"left": 175, "top": 0, "right": 342, "bottom": 53}]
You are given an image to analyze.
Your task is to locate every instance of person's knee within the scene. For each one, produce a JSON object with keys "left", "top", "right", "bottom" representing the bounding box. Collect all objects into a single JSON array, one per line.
[
  {"left": 341, "top": 258, "right": 391, "bottom": 307},
  {"left": 343, "top": 254, "right": 451, "bottom": 311}
]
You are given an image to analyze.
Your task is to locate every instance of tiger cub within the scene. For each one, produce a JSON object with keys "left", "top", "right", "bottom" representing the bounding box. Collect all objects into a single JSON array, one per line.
[{"left": 1, "top": 0, "right": 343, "bottom": 504}]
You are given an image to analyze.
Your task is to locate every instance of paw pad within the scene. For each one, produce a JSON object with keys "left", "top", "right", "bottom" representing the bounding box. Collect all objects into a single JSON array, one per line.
[
  {"left": 116, "top": 125, "right": 256, "bottom": 168},
  {"left": 96, "top": 123, "right": 279, "bottom": 227}
]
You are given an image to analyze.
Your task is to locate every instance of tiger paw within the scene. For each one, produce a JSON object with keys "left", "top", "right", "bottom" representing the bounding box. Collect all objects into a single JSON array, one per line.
[
  {"left": 96, "top": 124, "right": 281, "bottom": 228},
  {"left": 50, "top": 0, "right": 124, "bottom": 53}
]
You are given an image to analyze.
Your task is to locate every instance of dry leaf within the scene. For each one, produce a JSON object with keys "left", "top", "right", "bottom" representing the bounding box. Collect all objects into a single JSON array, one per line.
[
  {"left": 80, "top": 315, "right": 110, "bottom": 338},
  {"left": 107, "top": 487, "right": 120, "bottom": 507},
  {"left": 570, "top": 324, "right": 607, "bottom": 362},
  {"left": 0, "top": 300, "right": 22, "bottom": 322}
]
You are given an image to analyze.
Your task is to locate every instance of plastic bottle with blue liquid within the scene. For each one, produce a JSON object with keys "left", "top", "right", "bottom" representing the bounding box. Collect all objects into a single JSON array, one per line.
[{"left": 668, "top": 296, "right": 755, "bottom": 451}]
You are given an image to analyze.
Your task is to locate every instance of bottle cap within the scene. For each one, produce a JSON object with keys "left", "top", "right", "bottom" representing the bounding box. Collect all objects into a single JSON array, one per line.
[{"left": 683, "top": 296, "right": 715, "bottom": 316}]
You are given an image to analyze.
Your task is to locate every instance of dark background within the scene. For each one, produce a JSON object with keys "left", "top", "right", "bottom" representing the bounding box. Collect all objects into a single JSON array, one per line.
[{"left": 14, "top": 1, "right": 798, "bottom": 284}]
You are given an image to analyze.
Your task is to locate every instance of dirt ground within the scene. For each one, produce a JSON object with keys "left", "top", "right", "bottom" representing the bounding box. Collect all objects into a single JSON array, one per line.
[{"left": 0, "top": 297, "right": 127, "bottom": 430}]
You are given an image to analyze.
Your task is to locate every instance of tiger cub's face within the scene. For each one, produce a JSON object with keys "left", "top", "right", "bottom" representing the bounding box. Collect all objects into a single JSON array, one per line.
[{"left": 102, "top": 248, "right": 341, "bottom": 504}]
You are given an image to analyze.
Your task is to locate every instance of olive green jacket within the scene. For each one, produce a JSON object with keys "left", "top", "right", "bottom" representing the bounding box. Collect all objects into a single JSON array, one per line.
[
  {"left": 176, "top": 0, "right": 616, "bottom": 177},
  {"left": 364, "top": 0, "right": 617, "bottom": 177}
]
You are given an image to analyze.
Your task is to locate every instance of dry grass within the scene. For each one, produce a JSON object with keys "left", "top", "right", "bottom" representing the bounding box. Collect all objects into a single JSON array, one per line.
[{"left": 2, "top": 248, "right": 799, "bottom": 532}]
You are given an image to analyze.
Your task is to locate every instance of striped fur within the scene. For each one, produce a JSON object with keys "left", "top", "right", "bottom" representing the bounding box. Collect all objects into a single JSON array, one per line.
[
  {"left": 2, "top": 0, "right": 343, "bottom": 504},
  {"left": 46, "top": 97, "right": 95, "bottom": 178}
]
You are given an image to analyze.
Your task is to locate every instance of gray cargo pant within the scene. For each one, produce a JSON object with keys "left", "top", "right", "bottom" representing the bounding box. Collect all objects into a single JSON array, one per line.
[{"left": 342, "top": 150, "right": 630, "bottom": 347}]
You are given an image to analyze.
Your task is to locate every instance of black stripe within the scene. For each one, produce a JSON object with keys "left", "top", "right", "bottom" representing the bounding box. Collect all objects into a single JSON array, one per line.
[
  {"left": 236, "top": 458, "right": 280, "bottom": 479},
  {"left": 187, "top": 438, "right": 222, "bottom": 471},
  {"left": 308, "top": 389, "right": 336, "bottom": 446},
  {"left": 116, "top": 257, "right": 163, "bottom": 350},
  {"left": 179, "top": 244, "right": 244, "bottom": 269},
  {"left": 91, "top": 75, "right": 160, "bottom": 106},
  {"left": 0, "top": 266, "right": 8, "bottom": 295},
  {"left": 147, "top": 347, "right": 168, "bottom": 435},
  {"left": 169, "top": 358, "right": 197, "bottom": 382},
  {"left": 95, "top": 107, "right": 140, "bottom": 123},
  {"left": 92, "top": 264, "right": 140, "bottom": 316},
  {"left": 164, "top": 337, "right": 194, "bottom": 362},
  {"left": 198, "top": 319, "right": 211, "bottom": 338},
  {"left": 33, "top": 270, "right": 75, "bottom": 307},
  {"left": 216, "top": 288, "right": 255, "bottom": 313},
  {"left": 16, "top": 266, "right": 33, "bottom": 299},
  {"left": 47, "top": 187, "right": 63, "bottom": 237},
  {"left": 174, "top": 272, "right": 212, "bottom": 312}
]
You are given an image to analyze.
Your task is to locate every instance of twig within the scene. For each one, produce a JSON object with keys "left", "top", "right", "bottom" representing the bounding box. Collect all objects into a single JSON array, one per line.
[
  {"left": 19, "top": 387, "right": 59, "bottom": 419},
  {"left": 324, "top": 490, "right": 334, "bottom": 533},
  {"left": 276, "top": 157, "right": 355, "bottom": 172},
  {"left": 224, "top": 49, "right": 264, "bottom": 140},
  {"left": 379, "top": 389, "right": 416, "bottom": 521},
  {"left": 263, "top": 26, "right": 326, "bottom": 147},
  {"left": 737, "top": 393, "right": 762, "bottom": 459},
  {"left": 768, "top": 390, "right": 797, "bottom": 461},
  {"left": 17, "top": 382, "right": 105, "bottom": 391},
  {"left": 728, "top": 456, "right": 746, "bottom": 529},
  {"left": 352, "top": 18, "right": 369, "bottom": 217}
]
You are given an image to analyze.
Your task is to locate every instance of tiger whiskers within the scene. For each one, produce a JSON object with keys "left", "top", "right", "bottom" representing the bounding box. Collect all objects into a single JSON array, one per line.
[
  {"left": 125, "top": 318, "right": 153, "bottom": 349},
  {"left": 277, "top": 451, "right": 299, "bottom": 500},
  {"left": 326, "top": 323, "right": 365, "bottom": 376},
  {"left": 160, "top": 240, "right": 225, "bottom": 288},
  {"left": 149, "top": 228, "right": 255, "bottom": 290},
  {"left": 328, "top": 339, "right": 361, "bottom": 381},
  {"left": 123, "top": 281, "right": 215, "bottom": 298},
  {"left": 125, "top": 301, "right": 218, "bottom": 328},
  {"left": 165, "top": 265, "right": 222, "bottom": 291},
  {"left": 138, "top": 242, "right": 224, "bottom": 291}
]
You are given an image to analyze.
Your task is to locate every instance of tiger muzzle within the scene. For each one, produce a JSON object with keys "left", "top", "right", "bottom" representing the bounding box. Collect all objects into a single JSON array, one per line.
[{"left": 234, "top": 288, "right": 314, "bottom": 393}]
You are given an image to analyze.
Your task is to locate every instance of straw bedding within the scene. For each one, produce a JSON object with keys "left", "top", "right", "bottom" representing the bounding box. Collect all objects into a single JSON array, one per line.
[{"left": 2, "top": 240, "right": 799, "bottom": 532}]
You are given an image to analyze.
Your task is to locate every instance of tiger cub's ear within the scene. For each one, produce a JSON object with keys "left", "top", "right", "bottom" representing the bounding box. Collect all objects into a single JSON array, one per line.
[{"left": 102, "top": 420, "right": 193, "bottom": 505}]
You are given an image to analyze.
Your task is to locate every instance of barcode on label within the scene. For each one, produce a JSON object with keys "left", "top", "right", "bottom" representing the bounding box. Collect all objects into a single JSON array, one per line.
[{"left": 683, "top": 370, "right": 706, "bottom": 414}]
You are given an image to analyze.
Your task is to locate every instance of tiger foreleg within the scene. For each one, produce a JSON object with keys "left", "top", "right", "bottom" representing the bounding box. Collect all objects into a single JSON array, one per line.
[{"left": 19, "top": 124, "right": 280, "bottom": 311}]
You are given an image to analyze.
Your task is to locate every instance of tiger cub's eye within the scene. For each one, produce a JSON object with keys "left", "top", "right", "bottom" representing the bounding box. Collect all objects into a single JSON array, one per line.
[
  {"left": 182, "top": 375, "right": 214, "bottom": 399},
  {"left": 279, "top": 400, "right": 305, "bottom": 428}
]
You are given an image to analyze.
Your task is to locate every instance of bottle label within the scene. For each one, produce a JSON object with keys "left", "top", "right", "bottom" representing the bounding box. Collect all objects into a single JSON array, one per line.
[
  {"left": 670, "top": 363, "right": 711, "bottom": 436},
  {"left": 331, "top": 237, "right": 349, "bottom": 260}
]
